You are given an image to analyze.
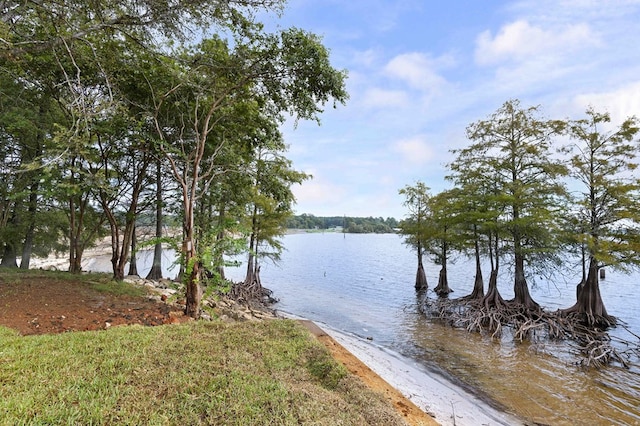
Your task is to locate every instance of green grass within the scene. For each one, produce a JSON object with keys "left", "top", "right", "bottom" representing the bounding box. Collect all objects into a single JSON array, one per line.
[{"left": 0, "top": 320, "right": 405, "bottom": 425}]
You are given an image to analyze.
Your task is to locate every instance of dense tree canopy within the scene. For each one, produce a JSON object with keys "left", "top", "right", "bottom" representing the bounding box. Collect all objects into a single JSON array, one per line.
[{"left": 0, "top": 0, "right": 348, "bottom": 319}]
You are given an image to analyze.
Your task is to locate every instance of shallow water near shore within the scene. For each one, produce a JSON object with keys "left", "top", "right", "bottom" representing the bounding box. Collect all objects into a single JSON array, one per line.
[
  {"left": 79, "top": 232, "right": 640, "bottom": 425},
  {"left": 223, "top": 232, "right": 640, "bottom": 426}
]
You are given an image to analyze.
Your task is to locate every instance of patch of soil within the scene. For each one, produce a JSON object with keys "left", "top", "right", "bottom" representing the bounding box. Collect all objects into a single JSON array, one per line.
[{"left": 0, "top": 274, "right": 184, "bottom": 335}]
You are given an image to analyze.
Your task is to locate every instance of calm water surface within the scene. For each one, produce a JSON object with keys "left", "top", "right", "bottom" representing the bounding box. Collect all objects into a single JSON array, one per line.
[{"left": 224, "top": 232, "right": 640, "bottom": 426}]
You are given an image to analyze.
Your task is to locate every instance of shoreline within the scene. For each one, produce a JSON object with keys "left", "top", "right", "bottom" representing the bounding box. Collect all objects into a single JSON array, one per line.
[
  {"left": 293, "top": 314, "right": 523, "bottom": 426},
  {"left": 29, "top": 252, "right": 522, "bottom": 424}
]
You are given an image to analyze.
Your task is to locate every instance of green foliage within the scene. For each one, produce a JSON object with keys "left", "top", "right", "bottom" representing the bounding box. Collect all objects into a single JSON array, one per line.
[
  {"left": 561, "top": 107, "right": 640, "bottom": 273},
  {"left": 445, "top": 100, "right": 568, "bottom": 288},
  {"left": 0, "top": 0, "right": 347, "bottom": 280},
  {"left": 398, "top": 181, "right": 432, "bottom": 252}
]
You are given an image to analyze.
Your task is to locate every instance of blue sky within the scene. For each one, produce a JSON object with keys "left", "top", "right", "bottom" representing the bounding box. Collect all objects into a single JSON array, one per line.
[{"left": 260, "top": 0, "right": 640, "bottom": 219}]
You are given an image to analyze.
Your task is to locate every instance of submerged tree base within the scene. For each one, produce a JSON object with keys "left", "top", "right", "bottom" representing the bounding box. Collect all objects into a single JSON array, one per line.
[{"left": 420, "top": 297, "right": 639, "bottom": 369}]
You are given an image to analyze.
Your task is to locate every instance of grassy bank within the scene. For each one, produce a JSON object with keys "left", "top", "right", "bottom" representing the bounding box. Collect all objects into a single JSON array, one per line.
[{"left": 0, "top": 316, "right": 405, "bottom": 424}]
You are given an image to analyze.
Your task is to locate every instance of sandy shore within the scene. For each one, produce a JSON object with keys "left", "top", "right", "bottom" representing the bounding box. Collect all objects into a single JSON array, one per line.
[{"left": 306, "top": 319, "right": 523, "bottom": 426}]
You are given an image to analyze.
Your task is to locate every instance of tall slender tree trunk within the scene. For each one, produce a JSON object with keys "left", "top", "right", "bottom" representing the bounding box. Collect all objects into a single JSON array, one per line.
[
  {"left": 244, "top": 204, "right": 260, "bottom": 287},
  {"left": 415, "top": 242, "right": 428, "bottom": 291},
  {"left": 20, "top": 111, "right": 44, "bottom": 270},
  {"left": 67, "top": 166, "right": 86, "bottom": 274},
  {"left": 182, "top": 168, "right": 202, "bottom": 317},
  {"left": 481, "top": 233, "right": 505, "bottom": 309},
  {"left": 512, "top": 250, "right": 539, "bottom": 309},
  {"left": 20, "top": 181, "right": 39, "bottom": 269},
  {"left": 1, "top": 208, "right": 20, "bottom": 268},
  {"left": 465, "top": 236, "right": 484, "bottom": 299},
  {"left": 510, "top": 215, "right": 539, "bottom": 309},
  {"left": 434, "top": 241, "right": 452, "bottom": 296},
  {"left": 215, "top": 204, "right": 227, "bottom": 281},
  {"left": 146, "top": 160, "right": 164, "bottom": 280},
  {"left": 127, "top": 224, "right": 138, "bottom": 276},
  {"left": 184, "top": 212, "right": 202, "bottom": 318}
]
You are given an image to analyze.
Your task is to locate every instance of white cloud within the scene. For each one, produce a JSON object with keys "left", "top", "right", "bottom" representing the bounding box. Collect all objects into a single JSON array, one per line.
[
  {"left": 383, "top": 53, "right": 449, "bottom": 94},
  {"left": 292, "top": 178, "right": 346, "bottom": 207},
  {"left": 475, "top": 20, "right": 597, "bottom": 66},
  {"left": 361, "top": 88, "right": 409, "bottom": 109},
  {"left": 393, "top": 136, "right": 434, "bottom": 165},
  {"left": 352, "top": 48, "right": 379, "bottom": 68},
  {"left": 571, "top": 81, "right": 640, "bottom": 123}
]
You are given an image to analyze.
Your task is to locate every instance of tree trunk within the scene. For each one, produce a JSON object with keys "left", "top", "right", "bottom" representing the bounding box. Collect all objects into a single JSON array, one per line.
[
  {"left": 146, "top": 160, "right": 164, "bottom": 280},
  {"left": 511, "top": 251, "right": 539, "bottom": 310},
  {"left": 215, "top": 232, "right": 226, "bottom": 281},
  {"left": 20, "top": 179, "right": 40, "bottom": 269},
  {"left": 464, "top": 239, "right": 485, "bottom": 299},
  {"left": 127, "top": 225, "right": 138, "bottom": 276},
  {"left": 146, "top": 240, "right": 163, "bottom": 280},
  {"left": 415, "top": 243, "right": 428, "bottom": 291},
  {"left": 114, "top": 218, "right": 136, "bottom": 280},
  {"left": 69, "top": 230, "right": 84, "bottom": 274},
  {"left": 69, "top": 197, "right": 78, "bottom": 273},
  {"left": 215, "top": 204, "right": 227, "bottom": 281},
  {"left": 434, "top": 266, "right": 453, "bottom": 296},
  {"left": 415, "top": 262, "right": 427, "bottom": 291},
  {"left": 104, "top": 205, "right": 122, "bottom": 280},
  {"left": 434, "top": 241, "right": 452, "bottom": 296},
  {"left": 480, "top": 232, "right": 505, "bottom": 309},
  {"left": 562, "top": 257, "right": 614, "bottom": 326},
  {"left": 0, "top": 244, "right": 18, "bottom": 268},
  {"left": 1, "top": 206, "right": 20, "bottom": 268},
  {"left": 184, "top": 235, "right": 202, "bottom": 318},
  {"left": 68, "top": 203, "right": 84, "bottom": 273},
  {"left": 20, "top": 117, "right": 43, "bottom": 270},
  {"left": 183, "top": 192, "right": 202, "bottom": 318},
  {"left": 244, "top": 204, "right": 261, "bottom": 288},
  {"left": 481, "top": 268, "right": 506, "bottom": 310}
]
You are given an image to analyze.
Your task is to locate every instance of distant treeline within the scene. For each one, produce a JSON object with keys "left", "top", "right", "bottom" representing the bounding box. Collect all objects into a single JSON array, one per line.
[{"left": 286, "top": 214, "right": 399, "bottom": 233}]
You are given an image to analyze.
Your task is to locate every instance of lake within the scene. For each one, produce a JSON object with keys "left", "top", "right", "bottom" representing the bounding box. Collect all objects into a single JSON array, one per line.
[{"left": 222, "top": 232, "right": 640, "bottom": 426}]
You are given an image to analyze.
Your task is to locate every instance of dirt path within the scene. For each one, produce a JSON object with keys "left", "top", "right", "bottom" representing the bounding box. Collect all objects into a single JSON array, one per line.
[{"left": 0, "top": 273, "right": 183, "bottom": 335}]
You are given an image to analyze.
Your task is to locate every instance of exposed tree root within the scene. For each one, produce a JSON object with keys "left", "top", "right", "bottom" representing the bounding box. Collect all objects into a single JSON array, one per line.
[
  {"left": 420, "top": 297, "right": 639, "bottom": 369},
  {"left": 227, "top": 270, "right": 279, "bottom": 310}
]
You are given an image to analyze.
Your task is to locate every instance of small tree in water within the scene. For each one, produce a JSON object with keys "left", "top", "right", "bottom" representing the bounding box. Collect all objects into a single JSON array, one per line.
[
  {"left": 428, "top": 190, "right": 460, "bottom": 297},
  {"left": 399, "top": 182, "right": 431, "bottom": 291},
  {"left": 560, "top": 108, "right": 640, "bottom": 326}
]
